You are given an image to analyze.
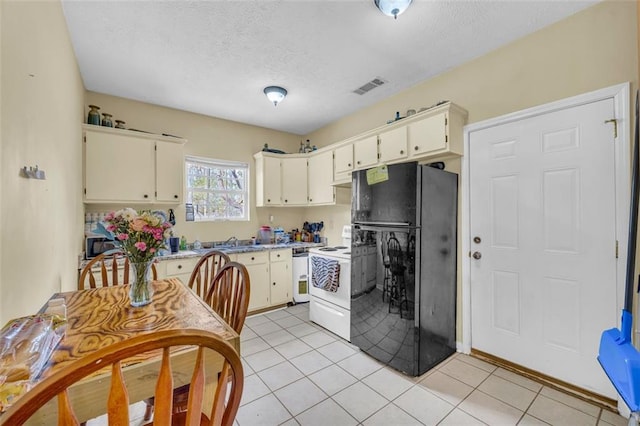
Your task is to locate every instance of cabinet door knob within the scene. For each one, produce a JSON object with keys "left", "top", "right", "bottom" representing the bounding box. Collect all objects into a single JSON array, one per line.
[
  {"left": 357, "top": 161, "right": 361, "bottom": 165},
  {"left": 267, "top": 199, "right": 271, "bottom": 202},
  {"left": 178, "top": 265, "right": 182, "bottom": 269},
  {"left": 400, "top": 150, "right": 404, "bottom": 154},
  {"left": 144, "top": 194, "right": 149, "bottom": 198},
  {"left": 414, "top": 146, "right": 419, "bottom": 151},
  {"left": 284, "top": 199, "right": 288, "bottom": 203},
  {"left": 277, "top": 254, "right": 280, "bottom": 257},
  {"left": 348, "top": 163, "right": 351, "bottom": 167},
  {"left": 174, "top": 195, "right": 178, "bottom": 199},
  {"left": 251, "top": 256, "right": 255, "bottom": 261},
  {"left": 272, "top": 282, "right": 276, "bottom": 286}
]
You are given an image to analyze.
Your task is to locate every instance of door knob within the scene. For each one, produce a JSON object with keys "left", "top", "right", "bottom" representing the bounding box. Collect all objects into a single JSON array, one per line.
[
  {"left": 472, "top": 251, "right": 482, "bottom": 260},
  {"left": 473, "top": 236, "right": 481, "bottom": 244}
]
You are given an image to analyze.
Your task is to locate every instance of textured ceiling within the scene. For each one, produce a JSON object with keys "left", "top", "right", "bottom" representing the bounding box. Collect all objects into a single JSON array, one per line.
[{"left": 61, "top": 0, "right": 601, "bottom": 135}]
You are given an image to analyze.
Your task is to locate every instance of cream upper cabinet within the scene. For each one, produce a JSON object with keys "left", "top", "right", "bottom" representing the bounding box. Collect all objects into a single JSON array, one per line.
[
  {"left": 407, "top": 105, "right": 466, "bottom": 158},
  {"left": 281, "top": 157, "right": 308, "bottom": 206},
  {"left": 84, "top": 126, "right": 185, "bottom": 204},
  {"left": 255, "top": 151, "right": 338, "bottom": 207},
  {"left": 407, "top": 112, "right": 447, "bottom": 157},
  {"left": 156, "top": 141, "right": 184, "bottom": 203},
  {"left": 255, "top": 154, "right": 282, "bottom": 206},
  {"left": 378, "top": 126, "right": 408, "bottom": 164},
  {"left": 334, "top": 144, "right": 353, "bottom": 176},
  {"left": 308, "top": 151, "right": 335, "bottom": 205},
  {"left": 353, "top": 135, "right": 378, "bottom": 170}
]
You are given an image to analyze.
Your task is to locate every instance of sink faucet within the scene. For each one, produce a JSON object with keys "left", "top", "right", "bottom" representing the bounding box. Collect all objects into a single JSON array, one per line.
[{"left": 223, "top": 236, "right": 238, "bottom": 246}]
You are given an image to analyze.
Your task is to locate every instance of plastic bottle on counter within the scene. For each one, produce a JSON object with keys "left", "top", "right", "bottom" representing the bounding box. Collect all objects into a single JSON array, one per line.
[{"left": 180, "top": 235, "right": 187, "bottom": 251}]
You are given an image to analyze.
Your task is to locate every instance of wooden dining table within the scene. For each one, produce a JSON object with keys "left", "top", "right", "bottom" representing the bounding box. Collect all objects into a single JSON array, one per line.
[{"left": 23, "top": 278, "right": 239, "bottom": 425}]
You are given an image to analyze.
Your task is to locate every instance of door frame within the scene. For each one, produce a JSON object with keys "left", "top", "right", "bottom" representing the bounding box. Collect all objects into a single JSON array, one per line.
[{"left": 461, "top": 82, "right": 631, "bottom": 354}]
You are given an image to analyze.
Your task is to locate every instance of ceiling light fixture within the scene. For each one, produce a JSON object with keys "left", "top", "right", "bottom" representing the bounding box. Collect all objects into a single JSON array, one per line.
[
  {"left": 264, "top": 86, "right": 287, "bottom": 106},
  {"left": 374, "top": 0, "right": 412, "bottom": 19}
]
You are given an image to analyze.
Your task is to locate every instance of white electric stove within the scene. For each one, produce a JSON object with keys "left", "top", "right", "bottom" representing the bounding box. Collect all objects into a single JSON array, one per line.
[{"left": 308, "top": 226, "right": 351, "bottom": 341}]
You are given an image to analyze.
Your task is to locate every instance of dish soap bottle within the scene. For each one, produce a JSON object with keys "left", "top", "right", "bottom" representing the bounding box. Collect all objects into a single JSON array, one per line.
[{"left": 180, "top": 235, "right": 187, "bottom": 250}]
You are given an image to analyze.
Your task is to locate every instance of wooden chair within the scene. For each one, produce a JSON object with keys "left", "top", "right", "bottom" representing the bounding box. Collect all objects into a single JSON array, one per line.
[
  {"left": 144, "top": 262, "right": 250, "bottom": 420},
  {"left": 0, "top": 329, "right": 244, "bottom": 426},
  {"left": 202, "top": 262, "right": 251, "bottom": 335},
  {"left": 187, "top": 250, "right": 231, "bottom": 298},
  {"left": 78, "top": 252, "right": 158, "bottom": 290}
]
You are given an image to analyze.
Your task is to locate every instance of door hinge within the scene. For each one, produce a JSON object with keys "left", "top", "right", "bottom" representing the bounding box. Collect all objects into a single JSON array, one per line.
[
  {"left": 445, "top": 135, "right": 448, "bottom": 143},
  {"left": 616, "top": 240, "right": 619, "bottom": 258},
  {"left": 445, "top": 117, "right": 448, "bottom": 126},
  {"left": 605, "top": 119, "right": 618, "bottom": 139},
  {"left": 84, "top": 188, "right": 86, "bottom": 195},
  {"left": 83, "top": 136, "right": 86, "bottom": 143}
]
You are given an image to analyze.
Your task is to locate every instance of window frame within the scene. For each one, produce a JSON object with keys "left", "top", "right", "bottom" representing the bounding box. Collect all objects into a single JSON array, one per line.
[{"left": 184, "top": 155, "right": 250, "bottom": 222}]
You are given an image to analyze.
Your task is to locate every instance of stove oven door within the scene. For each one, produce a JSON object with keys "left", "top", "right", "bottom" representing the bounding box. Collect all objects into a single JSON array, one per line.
[{"left": 308, "top": 253, "right": 351, "bottom": 310}]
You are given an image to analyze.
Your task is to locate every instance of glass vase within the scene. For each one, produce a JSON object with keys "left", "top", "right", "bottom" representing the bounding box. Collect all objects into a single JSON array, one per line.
[
  {"left": 129, "top": 260, "right": 154, "bottom": 307},
  {"left": 87, "top": 105, "right": 101, "bottom": 125}
]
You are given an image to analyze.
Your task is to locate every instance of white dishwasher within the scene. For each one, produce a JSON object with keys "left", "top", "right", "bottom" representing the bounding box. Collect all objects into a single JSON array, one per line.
[{"left": 292, "top": 252, "right": 309, "bottom": 303}]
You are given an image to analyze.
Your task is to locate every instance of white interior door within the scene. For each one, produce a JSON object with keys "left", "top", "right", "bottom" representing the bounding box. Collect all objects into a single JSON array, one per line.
[{"left": 469, "top": 98, "right": 619, "bottom": 398}]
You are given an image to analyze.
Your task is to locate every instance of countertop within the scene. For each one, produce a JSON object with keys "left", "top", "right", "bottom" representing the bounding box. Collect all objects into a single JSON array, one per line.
[{"left": 79, "top": 242, "right": 323, "bottom": 269}]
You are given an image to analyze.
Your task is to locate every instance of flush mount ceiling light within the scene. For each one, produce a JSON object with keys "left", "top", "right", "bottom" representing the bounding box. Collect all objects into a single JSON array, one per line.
[
  {"left": 264, "top": 86, "right": 287, "bottom": 106},
  {"left": 374, "top": 0, "right": 412, "bottom": 19}
]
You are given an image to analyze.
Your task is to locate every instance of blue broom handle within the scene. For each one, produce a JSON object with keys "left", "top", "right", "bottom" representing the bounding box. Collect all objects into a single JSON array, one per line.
[{"left": 626, "top": 91, "right": 639, "bottom": 316}]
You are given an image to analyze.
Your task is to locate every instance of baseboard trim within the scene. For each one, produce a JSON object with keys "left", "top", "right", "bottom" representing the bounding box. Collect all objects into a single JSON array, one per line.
[{"left": 470, "top": 349, "right": 618, "bottom": 412}]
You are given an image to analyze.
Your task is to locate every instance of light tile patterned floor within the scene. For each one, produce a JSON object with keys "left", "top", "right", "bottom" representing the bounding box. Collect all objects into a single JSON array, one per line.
[
  {"left": 234, "top": 303, "right": 627, "bottom": 426},
  {"left": 89, "top": 302, "right": 628, "bottom": 426}
]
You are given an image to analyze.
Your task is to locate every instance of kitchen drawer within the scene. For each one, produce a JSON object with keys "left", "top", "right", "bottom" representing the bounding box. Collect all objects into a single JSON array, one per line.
[
  {"left": 165, "top": 257, "right": 199, "bottom": 276},
  {"left": 270, "top": 249, "right": 292, "bottom": 263},
  {"left": 235, "top": 251, "right": 269, "bottom": 266}
]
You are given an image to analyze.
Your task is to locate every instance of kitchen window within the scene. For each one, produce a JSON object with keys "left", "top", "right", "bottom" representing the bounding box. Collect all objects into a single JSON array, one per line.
[{"left": 185, "top": 156, "right": 249, "bottom": 221}]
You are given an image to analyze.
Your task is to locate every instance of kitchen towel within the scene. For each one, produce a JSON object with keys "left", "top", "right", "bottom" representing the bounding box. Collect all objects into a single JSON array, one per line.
[{"left": 311, "top": 257, "right": 340, "bottom": 293}]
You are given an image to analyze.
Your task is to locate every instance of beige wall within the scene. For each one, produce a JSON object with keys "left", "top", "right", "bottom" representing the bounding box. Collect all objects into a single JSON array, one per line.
[
  {"left": 309, "top": 0, "right": 637, "bottom": 147},
  {"left": 1, "top": 1, "right": 85, "bottom": 324},
  {"left": 84, "top": 92, "right": 308, "bottom": 244},
  {"left": 306, "top": 0, "right": 638, "bottom": 342}
]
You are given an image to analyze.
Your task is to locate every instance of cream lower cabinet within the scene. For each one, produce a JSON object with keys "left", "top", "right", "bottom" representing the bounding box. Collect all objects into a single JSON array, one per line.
[
  {"left": 155, "top": 257, "right": 199, "bottom": 286},
  {"left": 235, "top": 251, "right": 270, "bottom": 312},
  {"left": 235, "top": 249, "right": 292, "bottom": 313},
  {"left": 269, "top": 249, "right": 292, "bottom": 305},
  {"left": 83, "top": 125, "right": 186, "bottom": 204}
]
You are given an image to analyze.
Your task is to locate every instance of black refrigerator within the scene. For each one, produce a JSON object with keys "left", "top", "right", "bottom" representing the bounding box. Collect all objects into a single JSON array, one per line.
[{"left": 350, "top": 162, "right": 457, "bottom": 376}]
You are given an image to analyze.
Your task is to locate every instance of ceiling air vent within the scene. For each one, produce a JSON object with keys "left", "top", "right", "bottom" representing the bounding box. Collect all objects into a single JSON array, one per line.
[{"left": 353, "top": 77, "right": 387, "bottom": 95}]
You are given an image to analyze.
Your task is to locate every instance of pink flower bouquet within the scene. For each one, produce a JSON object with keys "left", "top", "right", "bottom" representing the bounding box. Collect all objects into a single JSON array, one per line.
[{"left": 103, "top": 208, "right": 172, "bottom": 264}]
